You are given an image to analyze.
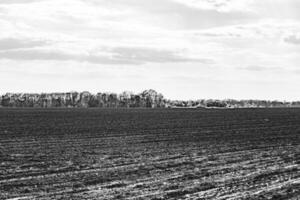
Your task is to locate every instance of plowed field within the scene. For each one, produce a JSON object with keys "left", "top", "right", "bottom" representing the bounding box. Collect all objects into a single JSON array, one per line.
[{"left": 0, "top": 108, "right": 299, "bottom": 199}]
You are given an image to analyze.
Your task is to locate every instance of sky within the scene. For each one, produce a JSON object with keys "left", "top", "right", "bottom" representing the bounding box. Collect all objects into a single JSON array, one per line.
[{"left": 0, "top": 0, "right": 300, "bottom": 100}]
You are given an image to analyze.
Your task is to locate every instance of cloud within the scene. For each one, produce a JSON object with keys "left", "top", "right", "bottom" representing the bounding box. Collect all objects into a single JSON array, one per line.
[
  {"left": 0, "top": 49, "right": 140, "bottom": 65},
  {"left": 0, "top": 47, "right": 212, "bottom": 65},
  {"left": 192, "top": 20, "right": 300, "bottom": 41},
  {"left": 83, "top": 0, "right": 257, "bottom": 30},
  {"left": 111, "top": 47, "right": 213, "bottom": 64},
  {"left": 171, "top": 0, "right": 255, "bottom": 13},
  {"left": 238, "top": 65, "right": 281, "bottom": 71},
  {"left": 0, "top": 38, "right": 47, "bottom": 50},
  {"left": 284, "top": 33, "right": 300, "bottom": 45},
  {"left": 0, "top": 0, "right": 42, "bottom": 4},
  {"left": 171, "top": 0, "right": 300, "bottom": 20}
]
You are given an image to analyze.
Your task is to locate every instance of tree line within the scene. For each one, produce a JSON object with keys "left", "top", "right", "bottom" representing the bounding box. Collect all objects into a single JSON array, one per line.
[
  {"left": 0, "top": 90, "right": 165, "bottom": 108},
  {"left": 1, "top": 89, "right": 299, "bottom": 108},
  {"left": 169, "top": 99, "right": 300, "bottom": 108}
]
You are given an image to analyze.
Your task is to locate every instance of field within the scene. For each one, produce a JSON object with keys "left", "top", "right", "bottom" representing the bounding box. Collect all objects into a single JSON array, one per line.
[{"left": 0, "top": 108, "right": 299, "bottom": 200}]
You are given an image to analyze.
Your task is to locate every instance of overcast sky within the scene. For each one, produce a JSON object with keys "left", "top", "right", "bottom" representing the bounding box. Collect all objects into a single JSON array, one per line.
[{"left": 0, "top": 0, "right": 299, "bottom": 100}]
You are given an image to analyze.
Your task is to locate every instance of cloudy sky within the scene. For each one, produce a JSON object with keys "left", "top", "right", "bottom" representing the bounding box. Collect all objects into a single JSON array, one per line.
[{"left": 0, "top": 0, "right": 299, "bottom": 100}]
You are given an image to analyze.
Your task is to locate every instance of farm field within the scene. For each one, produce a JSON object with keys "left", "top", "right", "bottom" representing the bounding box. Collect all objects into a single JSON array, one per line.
[{"left": 0, "top": 108, "right": 299, "bottom": 200}]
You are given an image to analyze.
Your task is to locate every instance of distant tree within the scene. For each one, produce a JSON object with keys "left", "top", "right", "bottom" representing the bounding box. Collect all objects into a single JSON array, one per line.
[
  {"left": 80, "top": 91, "right": 91, "bottom": 108},
  {"left": 64, "top": 93, "right": 73, "bottom": 107},
  {"left": 1, "top": 95, "right": 10, "bottom": 107},
  {"left": 88, "top": 95, "right": 99, "bottom": 107},
  {"left": 132, "top": 95, "right": 142, "bottom": 107},
  {"left": 51, "top": 95, "right": 61, "bottom": 107},
  {"left": 108, "top": 93, "right": 118, "bottom": 107},
  {"left": 100, "top": 93, "right": 109, "bottom": 107},
  {"left": 119, "top": 91, "right": 133, "bottom": 108},
  {"left": 141, "top": 89, "right": 162, "bottom": 108},
  {"left": 95, "top": 93, "right": 104, "bottom": 107},
  {"left": 206, "top": 100, "right": 226, "bottom": 108},
  {"left": 155, "top": 93, "right": 165, "bottom": 108}
]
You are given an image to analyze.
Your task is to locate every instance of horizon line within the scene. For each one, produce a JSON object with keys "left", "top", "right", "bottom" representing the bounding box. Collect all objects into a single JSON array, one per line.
[{"left": 1, "top": 90, "right": 299, "bottom": 102}]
